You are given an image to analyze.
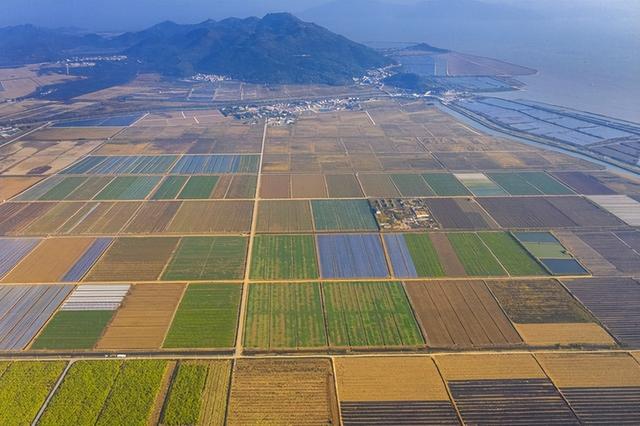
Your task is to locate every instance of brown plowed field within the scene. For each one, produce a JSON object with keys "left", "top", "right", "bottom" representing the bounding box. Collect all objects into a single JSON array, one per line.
[
  {"left": 85, "top": 237, "right": 179, "bottom": 281},
  {"left": 325, "top": 174, "right": 364, "bottom": 198},
  {"left": 96, "top": 283, "right": 184, "bottom": 349},
  {"left": 211, "top": 175, "right": 233, "bottom": 198},
  {"left": 260, "top": 174, "right": 291, "bottom": 198},
  {"left": 428, "top": 233, "right": 466, "bottom": 275},
  {"left": 168, "top": 201, "right": 253, "bottom": 233},
  {"left": 291, "top": 174, "right": 327, "bottom": 198},
  {"left": 0, "top": 177, "right": 42, "bottom": 200},
  {"left": 0, "top": 202, "right": 53, "bottom": 235},
  {"left": 21, "top": 202, "right": 86, "bottom": 235},
  {"left": 548, "top": 196, "right": 625, "bottom": 227},
  {"left": 2, "top": 237, "right": 94, "bottom": 283},
  {"left": 67, "top": 202, "right": 142, "bottom": 234},
  {"left": 227, "top": 358, "right": 339, "bottom": 426},
  {"left": 358, "top": 174, "right": 401, "bottom": 197},
  {"left": 225, "top": 175, "right": 257, "bottom": 199},
  {"left": 256, "top": 200, "right": 314, "bottom": 233},
  {"left": 478, "top": 197, "right": 576, "bottom": 228},
  {"left": 335, "top": 357, "right": 450, "bottom": 401},
  {"left": 123, "top": 201, "right": 181, "bottom": 234},
  {"left": 537, "top": 352, "right": 640, "bottom": 388},
  {"left": 405, "top": 281, "right": 522, "bottom": 348},
  {"left": 437, "top": 353, "right": 546, "bottom": 380},
  {"left": 427, "top": 199, "right": 497, "bottom": 229}
]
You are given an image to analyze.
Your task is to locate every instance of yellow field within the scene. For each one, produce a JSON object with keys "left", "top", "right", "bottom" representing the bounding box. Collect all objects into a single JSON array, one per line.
[
  {"left": 537, "top": 352, "right": 640, "bottom": 388},
  {"left": 335, "top": 357, "right": 449, "bottom": 401},
  {"left": 436, "top": 353, "right": 546, "bottom": 380},
  {"left": 515, "top": 323, "right": 616, "bottom": 347},
  {"left": 0, "top": 177, "right": 42, "bottom": 200}
]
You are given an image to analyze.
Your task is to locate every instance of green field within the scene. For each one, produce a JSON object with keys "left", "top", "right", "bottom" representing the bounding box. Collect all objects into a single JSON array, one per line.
[
  {"left": 311, "top": 200, "right": 378, "bottom": 231},
  {"left": 162, "top": 236, "right": 248, "bottom": 281},
  {"left": 404, "top": 233, "right": 445, "bottom": 277},
  {"left": 517, "top": 172, "right": 574, "bottom": 195},
  {"left": 250, "top": 235, "right": 319, "bottom": 280},
  {"left": 94, "top": 176, "right": 161, "bottom": 200},
  {"left": 151, "top": 176, "right": 188, "bottom": 200},
  {"left": 39, "top": 177, "right": 87, "bottom": 200},
  {"left": 0, "top": 361, "right": 66, "bottom": 426},
  {"left": 421, "top": 173, "right": 471, "bottom": 196},
  {"left": 487, "top": 173, "right": 542, "bottom": 195},
  {"left": 31, "top": 310, "right": 114, "bottom": 350},
  {"left": 177, "top": 176, "right": 219, "bottom": 199},
  {"left": 447, "top": 233, "right": 506, "bottom": 276},
  {"left": 161, "top": 362, "right": 208, "bottom": 425},
  {"left": 164, "top": 284, "right": 241, "bottom": 348},
  {"left": 244, "top": 283, "right": 327, "bottom": 349},
  {"left": 390, "top": 174, "right": 434, "bottom": 196},
  {"left": 478, "top": 232, "right": 547, "bottom": 276},
  {"left": 323, "top": 282, "right": 424, "bottom": 348}
]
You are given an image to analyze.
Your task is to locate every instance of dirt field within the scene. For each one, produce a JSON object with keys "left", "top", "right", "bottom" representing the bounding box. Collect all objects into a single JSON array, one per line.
[
  {"left": 515, "top": 323, "right": 615, "bottom": 346},
  {"left": 290, "top": 174, "right": 327, "bottom": 198},
  {"left": 260, "top": 174, "right": 291, "bottom": 198},
  {"left": 227, "top": 358, "right": 339, "bottom": 426},
  {"left": 256, "top": 200, "right": 314, "bottom": 233},
  {"left": 2, "top": 237, "right": 93, "bottom": 283},
  {"left": 123, "top": 201, "right": 181, "bottom": 234},
  {"left": 96, "top": 283, "right": 184, "bottom": 349},
  {"left": 538, "top": 352, "right": 640, "bottom": 388},
  {"left": 436, "top": 353, "right": 546, "bottom": 380},
  {"left": 406, "top": 281, "right": 521, "bottom": 348},
  {"left": 0, "top": 177, "right": 43, "bottom": 200},
  {"left": 167, "top": 201, "right": 253, "bottom": 233}
]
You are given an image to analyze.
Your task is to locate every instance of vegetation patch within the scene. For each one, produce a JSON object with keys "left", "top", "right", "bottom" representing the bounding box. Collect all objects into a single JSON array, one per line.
[
  {"left": 31, "top": 310, "right": 114, "bottom": 350},
  {"left": 447, "top": 233, "right": 505, "bottom": 276},
  {"left": 250, "top": 235, "right": 319, "bottom": 280}
]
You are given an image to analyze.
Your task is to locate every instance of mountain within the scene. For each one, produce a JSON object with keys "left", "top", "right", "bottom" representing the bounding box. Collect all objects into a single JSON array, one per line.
[
  {"left": 0, "top": 13, "right": 391, "bottom": 85},
  {"left": 122, "top": 13, "right": 392, "bottom": 84}
]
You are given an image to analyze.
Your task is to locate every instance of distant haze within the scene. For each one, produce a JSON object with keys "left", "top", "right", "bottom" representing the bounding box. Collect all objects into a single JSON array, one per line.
[{"left": 4, "top": 0, "right": 639, "bottom": 121}]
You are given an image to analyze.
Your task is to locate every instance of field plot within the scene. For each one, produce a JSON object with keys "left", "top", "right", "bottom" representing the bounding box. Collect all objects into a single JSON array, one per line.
[
  {"left": 478, "top": 196, "right": 576, "bottom": 228},
  {"left": 406, "top": 281, "right": 522, "bottom": 348},
  {"left": 162, "top": 236, "right": 247, "bottom": 281},
  {"left": 553, "top": 171, "right": 616, "bottom": 195},
  {"left": 150, "top": 176, "right": 188, "bottom": 200},
  {"left": 0, "top": 285, "right": 72, "bottom": 350},
  {"left": 170, "top": 154, "right": 259, "bottom": 174},
  {"left": 223, "top": 175, "right": 257, "bottom": 199},
  {"left": 478, "top": 232, "right": 547, "bottom": 276},
  {"left": 291, "top": 174, "right": 327, "bottom": 198},
  {"left": 318, "top": 234, "right": 389, "bottom": 278},
  {"left": 549, "top": 196, "right": 626, "bottom": 227},
  {"left": 63, "top": 201, "right": 141, "bottom": 234},
  {"left": 384, "top": 233, "right": 444, "bottom": 278},
  {"left": 447, "top": 233, "right": 505, "bottom": 276},
  {"left": 94, "top": 176, "right": 161, "bottom": 200},
  {"left": 0, "top": 176, "right": 42, "bottom": 200},
  {"left": 323, "top": 282, "right": 424, "bottom": 348},
  {"left": 260, "top": 174, "right": 291, "bottom": 198},
  {"left": 421, "top": 173, "right": 470, "bottom": 196},
  {"left": 573, "top": 231, "right": 640, "bottom": 274},
  {"left": 438, "top": 353, "right": 579, "bottom": 425},
  {"left": 335, "top": 357, "right": 459, "bottom": 425},
  {"left": 168, "top": 201, "right": 253, "bottom": 233},
  {"left": 37, "top": 177, "right": 87, "bottom": 200},
  {"left": 164, "top": 284, "right": 241, "bottom": 348},
  {"left": 123, "top": 201, "right": 180, "bottom": 234},
  {"left": 325, "top": 174, "right": 364, "bottom": 198},
  {"left": 537, "top": 352, "right": 640, "bottom": 424},
  {"left": 31, "top": 285, "right": 129, "bottom": 350},
  {"left": 587, "top": 195, "right": 640, "bottom": 226},
  {"left": 64, "top": 176, "right": 113, "bottom": 200},
  {"left": 553, "top": 230, "right": 620, "bottom": 276},
  {"left": 2, "top": 237, "right": 94, "bottom": 283},
  {"left": 390, "top": 174, "right": 434, "bottom": 197},
  {"left": 454, "top": 173, "right": 508, "bottom": 196},
  {"left": 358, "top": 174, "right": 401, "bottom": 197},
  {"left": 177, "top": 176, "right": 219, "bottom": 199},
  {"left": 12, "top": 177, "right": 65, "bottom": 201},
  {"left": 53, "top": 113, "right": 143, "bottom": 127},
  {"left": 250, "top": 235, "right": 318, "bottom": 280},
  {"left": 227, "top": 359, "right": 338, "bottom": 426},
  {"left": 96, "top": 284, "right": 184, "bottom": 349},
  {"left": 488, "top": 280, "right": 613, "bottom": 346},
  {"left": 487, "top": 171, "right": 573, "bottom": 195},
  {"left": 21, "top": 202, "right": 88, "bottom": 235},
  {"left": 244, "top": 283, "right": 327, "bottom": 350},
  {"left": 564, "top": 278, "right": 640, "bottom": 347},
  {"left": 429, "top": 233, "right": 467, "bottom": 276},
  {"left": 0, "top": 238, "right": 40, "bottom": 279},
  {"left": 311, "top": 200, "right": 377, "bottom": 231},
  {"left": 39, "top": 359, "right": 168, "bottom": 426},
  {"left": 65, "top": 155, "right": 177, "bottom": 175},
  {"left": 0, "top": 361, "right": 66, "bottom": 426},
  {"left": 85, "top": 237, "right": 179, "bottom": 282},
  {"left": 160, "top": 360, "right": 231, "bottom": 426},
  {"left": 426, "top": 198, "right": 497, "bottom": 229},
  {"left": 61, "top": 238, "right": 113, "bottom": 282},
  {"left": 256, "top": 200, "right": 313, "bottom": 233},
  {"left": 0, "top": 203, "right": 54, "bottom": 235}
]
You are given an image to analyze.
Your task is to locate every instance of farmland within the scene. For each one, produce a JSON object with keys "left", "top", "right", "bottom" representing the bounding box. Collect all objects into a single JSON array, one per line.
[
  {"left": 250, "top": 235, "right": 319, "bottom": 280},
  {"left": 311, "top": 200, "right": 378, "bottom": 231}
]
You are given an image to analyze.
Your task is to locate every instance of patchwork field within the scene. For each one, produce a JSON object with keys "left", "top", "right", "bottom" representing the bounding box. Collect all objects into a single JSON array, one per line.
[{"left": 250, "top": 235, "right": 319, "bottom": 280}]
